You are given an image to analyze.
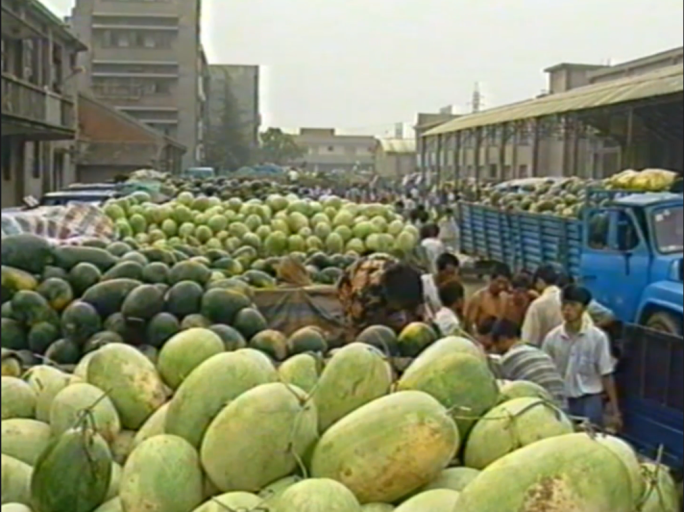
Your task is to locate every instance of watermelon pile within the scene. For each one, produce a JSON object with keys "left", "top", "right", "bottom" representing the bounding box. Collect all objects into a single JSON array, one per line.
[
  {"left": 2, "top": 320, "right": 681, "bottom": 511},
  {"left": 100, "top": 191, "right": 419, "bottom": 282}
]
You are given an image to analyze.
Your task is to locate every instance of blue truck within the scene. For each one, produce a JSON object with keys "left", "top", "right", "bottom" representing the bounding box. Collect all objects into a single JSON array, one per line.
[{"left": 457, "top": 190, "right": 683, "bottom": 469}]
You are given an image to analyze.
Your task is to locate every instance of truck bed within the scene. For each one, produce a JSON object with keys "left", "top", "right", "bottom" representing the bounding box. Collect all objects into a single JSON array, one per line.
[{"left": 457, "top": 202, "right": 583, "bottom": 277}]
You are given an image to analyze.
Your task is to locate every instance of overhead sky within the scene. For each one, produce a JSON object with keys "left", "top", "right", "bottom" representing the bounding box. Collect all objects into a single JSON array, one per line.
[{"left": 44, "top": 0, "right": 683, "bottom": 135}]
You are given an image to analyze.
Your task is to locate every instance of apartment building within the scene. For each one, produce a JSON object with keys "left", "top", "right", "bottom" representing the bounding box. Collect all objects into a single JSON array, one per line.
[
  {"left": 1, "top": 0, "right": 87, "bottom": 208},
  {"left": 294, "top": 128, "right": 376, "bottom": 173},
  {"left": 69, "top": 0, "right": 206, "bottom": 169},
  {"left": 207, "top": 65, "right": 260, "bottom": 150},
  {"left": 423, "top": 46, "right": 683, "bottom": 182}
]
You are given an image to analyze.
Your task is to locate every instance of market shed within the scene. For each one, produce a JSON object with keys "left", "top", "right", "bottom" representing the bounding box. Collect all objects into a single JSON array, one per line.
[
  {"left": 374, "top": 138, "right": 417, "bottom": 178},
  {"left": 422, "top": 64, "right": 683, "bottom": 183}
]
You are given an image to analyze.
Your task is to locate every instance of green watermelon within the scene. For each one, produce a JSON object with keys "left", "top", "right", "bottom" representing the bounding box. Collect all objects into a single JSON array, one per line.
[
  {"left": 398, "top": 346, "right": 498, "bottom": 437},
  {"left": 146, "top": 313, "right": 181, "bottom": 348},
  {"left": 287, "top": 327, "right": 328, "bottom": 355},
  {"left": 22, "top": 365, "right": 70, "bottom": 422},
  {"left": 232, "top": 307, "right": 267, "bottom": 340},
  {"left": 165, "top": 281, "right": 204, "bottom": 318},
  {"left": 157, "top": 328, "right": 225, "bottom": 390},
  {"left": 200, "top": 288, "right": 250, "bottom": 325},
  {"left": 61, "top": 301, "right": 102, "bottom": 346},
  {"left": 165, "top": 351, "right": 277, "bottom": 449},
  {"left": 249, "top": 330, "right": 288, "bottom": 361},
  {"left": 1, "top": 454, "right": 33, "bottom": 506},
  {"left": 464, "top": 398, "right": 574, "bottom": 470},
  {"left": 200, "top": 383, "right": 318, "bottom": 493},
  {"left": 191, "top": 492, "right": 262, "bottom": 512},
  {"left": 86, "top": 344, "right": 167, "bottom": 430},
  {"left": 396, "top": 322, "right": 438, "bottom": 357},
  {"left": 310, "top": 391, "right": 459, "bottom": 504},
  {"left": 419, "top": 467, "right": 480, "bottom": 493},
  {"left": 456, "top": 434, "right": 640, "bottom": 512},
  {"left": 31, "top": 427, "right": 112, "bottom": 512},
  {"left": 1, "top": 377, "right": 37, "bottom": 420},
  {"left": 313, "top": 343, "right": 393, "bottom": 432},
  {"left": 278, "top": 353, "right": 322, "bottom": 394},
  {"left": 209, "top": 324, "right": 246, "bottom": 351},
  {"left": 277, "top": 478, "right": 362, "bottom": 512},
  {"left": 119, "top": 435, "right": 203, "bottom": 512},
  {"left": 394, "top": 489, "right": 460, "bottom": 511},
  {"left": 0, "top": 418, "right": 52, "bottom": 466},
  {"left": 131, "top": 402, "right": 169, "bottom": 451},
  {"left": 49, "top": 382, "right": 121, "bottom": 445}
]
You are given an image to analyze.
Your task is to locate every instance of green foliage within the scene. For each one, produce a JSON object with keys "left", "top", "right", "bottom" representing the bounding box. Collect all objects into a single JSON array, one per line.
[{"left": 258, "top": 128, "right": 305, "bottom": 165}]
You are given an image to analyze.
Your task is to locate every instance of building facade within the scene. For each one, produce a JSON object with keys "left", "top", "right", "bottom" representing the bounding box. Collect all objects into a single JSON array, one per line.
[
  {"left": 422, "top": 47, "right": 683, "bottom": 182},
  {"left": 374, "top": 139, "right": 416, "bottom": 178},
  {"left": 293, "top": 128, "right": 376, "bottom": 173},
  {"left": 1, "top": 0, "right": 87, "bottom": 208},
  {"left": 76, "top": 92, "right": 185, "bottom": 183},
  {"left": 207, "top": 64, "right": 260, "bottom": 150},
  {"left": 69, "top": 0, "right": 206, "bottom": 169}
]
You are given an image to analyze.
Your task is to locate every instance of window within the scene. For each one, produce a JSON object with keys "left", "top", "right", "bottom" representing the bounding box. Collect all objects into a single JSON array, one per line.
[
  {"left": 616, "top": 213, "right": 639, "bottom": 252},
  {"left": 504, "top": 165, "right": 512, "bottom": 178},
  {"left": 488, "top": 164, "right": 498, "bottom": 179},
  {"left": 32, "top": 142, "right": 41, "bottom": 179},
  {"left": 327, "top": 146, "right": 335, "bottom": 152},
  {"left": 653, "top": 207, "right": 683, "bottom": 254},
  {"left": 588, "top": 211, "right": 609, "bottom": 250},
  {"left": 97, "top": 30, "right": 174, "bottom": 50},
  {"left": 518, "top": 164, "right": 529, "bottom": 178}
]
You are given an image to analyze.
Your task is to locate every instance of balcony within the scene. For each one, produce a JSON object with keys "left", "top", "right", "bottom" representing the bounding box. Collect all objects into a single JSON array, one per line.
[
  {"left": 1, "top": 73, "right": 76, "bottom": 139},
  {"left": 1, "top": 3, "right": 43, "bottom": 40}
]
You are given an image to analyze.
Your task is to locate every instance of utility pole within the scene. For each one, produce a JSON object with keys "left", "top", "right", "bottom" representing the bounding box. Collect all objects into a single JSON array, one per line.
[{"left": 471, "top": 82, "right": 483, "bottom": 113}]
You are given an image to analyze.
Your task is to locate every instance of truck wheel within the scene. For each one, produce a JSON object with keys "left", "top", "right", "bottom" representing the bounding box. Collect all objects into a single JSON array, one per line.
[{"left": 646, "top": 312, "right": 683, "bottom": 336}]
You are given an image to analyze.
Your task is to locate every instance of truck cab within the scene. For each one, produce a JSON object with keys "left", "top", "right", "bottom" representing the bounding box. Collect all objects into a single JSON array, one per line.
[{"left": 581, "top": 192, "right": 683, "bottom": 335}]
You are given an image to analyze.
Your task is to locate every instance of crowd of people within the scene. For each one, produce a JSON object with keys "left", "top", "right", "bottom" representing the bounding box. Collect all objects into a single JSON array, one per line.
[
  {"left": 339, "top": 216, "right": 622, "bottom": 432},
  {"left": 417, "top": 243, "right": 621, "bottom": 431}
]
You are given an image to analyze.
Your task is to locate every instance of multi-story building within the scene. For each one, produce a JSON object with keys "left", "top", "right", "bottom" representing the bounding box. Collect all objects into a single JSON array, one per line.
[
  {"left": 69, "top": 0, "right": 206, "bottom": 169},
  {"left": 207, "top": 64, "right": 261, "bottom": 150},
  {"left": 293, "top": 128, "right": 376, "bottom": 173},
  {"left": 422, "top": 46, "right": 683, "bottom": 182},
  {"left": 1, "top": 0, "right": 87, "bottom": 208}
]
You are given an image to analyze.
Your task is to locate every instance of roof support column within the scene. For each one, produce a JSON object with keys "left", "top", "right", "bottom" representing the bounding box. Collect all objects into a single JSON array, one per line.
[
  {"left": 474, "top": 127, "right": 483, "bottom": 197},
  {"left": 500, "top": 122, "right": 512, "bottom": 180},
  {"left": 436, "top": 133, "right": 443, "bottom": 188},
  {"left": 455, "top": 131, "right": 463, "bottom": 182},
  {"left": 512, "top": 121, "right": 521, "bottom": 178},
  {"left": 531, "top": 118, "right": 541, "bottom": 177}
]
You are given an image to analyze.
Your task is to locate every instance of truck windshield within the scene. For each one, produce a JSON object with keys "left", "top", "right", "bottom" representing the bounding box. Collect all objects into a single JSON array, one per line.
[{"left": 653, "top": 206, "right": 683, "bottom": 254}]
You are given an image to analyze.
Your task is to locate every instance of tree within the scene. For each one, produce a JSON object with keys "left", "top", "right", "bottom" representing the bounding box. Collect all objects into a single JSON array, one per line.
[
  {"left": 258, "top": 128, "right": 305, "bottom": 165},
  {"left": 204, "top": 73, "right": 252, "bottom": 171}
]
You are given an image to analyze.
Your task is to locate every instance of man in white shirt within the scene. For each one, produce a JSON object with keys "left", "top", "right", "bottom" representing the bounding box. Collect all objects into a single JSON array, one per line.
[
  {"left": 422, "top": 253, "right": 462, "bottom": 318},
  {"left": 522, "top": 264, "right": 565, "bottom": 347},
  {"left": 542, "top": 285, "right": 622, "bottom": 429},
  {"left": 434, "top": 280, "right": 466, "bottom": 337},
  {"left": 420, "top": 223, "right": 447, "bottom": 275},
  {"left": 523, "top": 264, "right": 618, "bottom": 347}
]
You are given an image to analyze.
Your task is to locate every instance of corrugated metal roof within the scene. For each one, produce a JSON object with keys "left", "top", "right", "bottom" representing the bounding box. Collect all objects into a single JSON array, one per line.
[
  {"left": 378, "top": 138, "right": 417, "bottom": 154},
  {"left": 425, "top": 64, "right": 684, "bottom": 137}
]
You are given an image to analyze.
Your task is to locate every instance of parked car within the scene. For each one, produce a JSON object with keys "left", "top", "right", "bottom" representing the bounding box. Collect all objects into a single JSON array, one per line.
[{"left": 39, "top": 189, "right": 120, "bottom": 207}]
